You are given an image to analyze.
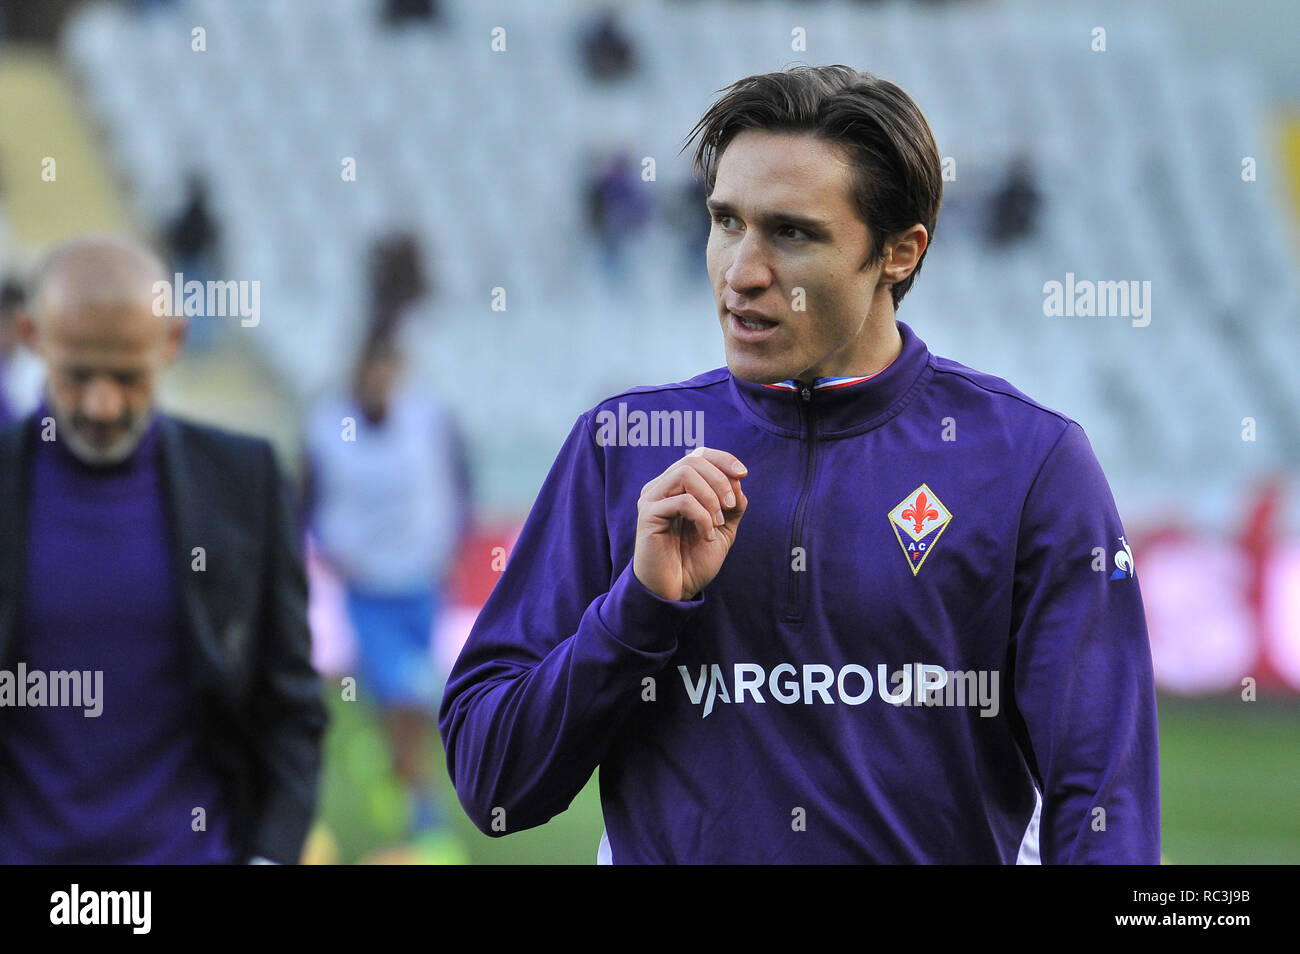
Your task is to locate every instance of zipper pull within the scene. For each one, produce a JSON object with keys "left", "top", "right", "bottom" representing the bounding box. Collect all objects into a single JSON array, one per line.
[{"left": 799, "top": 383, "right": 813, "bottom": 403}]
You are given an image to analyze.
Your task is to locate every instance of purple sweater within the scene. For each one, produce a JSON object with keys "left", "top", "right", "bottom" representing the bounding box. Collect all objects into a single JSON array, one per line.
[
  {"left": 439, "top": 320, "right": 1160, "bottom": 864},
  {"left": 0, "top": 408, "right": 236, "bottom": 863}
]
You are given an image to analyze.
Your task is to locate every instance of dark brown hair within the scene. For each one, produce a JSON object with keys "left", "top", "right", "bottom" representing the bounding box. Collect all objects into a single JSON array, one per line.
[{"left": 683, "top": 65, "right": 942, "bottom": 309}]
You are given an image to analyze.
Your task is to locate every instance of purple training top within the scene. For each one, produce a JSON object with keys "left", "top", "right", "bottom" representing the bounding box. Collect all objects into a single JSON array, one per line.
[{"left": 440, "top": 320, "right": 1160, "bottom": 863}]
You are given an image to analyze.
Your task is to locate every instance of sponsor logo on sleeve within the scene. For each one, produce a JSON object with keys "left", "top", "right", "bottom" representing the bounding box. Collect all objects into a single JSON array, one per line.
[{"left": 1110, "top": 535, "right": 1136, "bottom": 580}]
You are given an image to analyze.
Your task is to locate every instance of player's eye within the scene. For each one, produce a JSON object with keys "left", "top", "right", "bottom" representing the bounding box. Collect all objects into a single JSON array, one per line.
[
  {"left": 778, "top": 225, "right": 811, "bottom": 241},
  {"left": 712, "top": 213, "right": 739, "bottom": 230}
]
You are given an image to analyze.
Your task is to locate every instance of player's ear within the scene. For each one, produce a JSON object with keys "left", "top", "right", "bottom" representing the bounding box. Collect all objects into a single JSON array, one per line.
[{"left": 879, "top": 224, "right": 928, "bottom": 286}]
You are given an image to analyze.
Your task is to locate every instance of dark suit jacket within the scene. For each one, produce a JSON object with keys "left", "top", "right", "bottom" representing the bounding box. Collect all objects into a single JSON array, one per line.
[{"left": 0, "top": 409, "right": 329, "bottom": 864}]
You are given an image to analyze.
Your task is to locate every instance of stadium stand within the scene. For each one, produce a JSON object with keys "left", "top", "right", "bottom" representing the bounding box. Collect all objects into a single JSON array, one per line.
[
  {"left": 58, "top": 0, "right": 1300, "bottom": 526},
  {"left": 0, "top": 42, "right": 132, "bottom": 247}
]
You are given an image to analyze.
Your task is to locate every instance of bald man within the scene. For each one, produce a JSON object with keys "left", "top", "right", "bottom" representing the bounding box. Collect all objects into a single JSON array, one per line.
[{"left": 0, "top": 235, "right": 327, "bottom": 863}]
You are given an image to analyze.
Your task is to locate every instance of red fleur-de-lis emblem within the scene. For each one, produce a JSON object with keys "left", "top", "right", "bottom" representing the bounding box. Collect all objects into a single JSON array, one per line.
[{"left": 901, "top": 492, "right": 939, "bottom": 535}]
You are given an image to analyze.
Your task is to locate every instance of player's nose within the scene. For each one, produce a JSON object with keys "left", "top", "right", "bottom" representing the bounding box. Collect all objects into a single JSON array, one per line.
[
  {"left": 725, "top": 231, "right": 773, "bottom": 294},
  {"left": 81, "top": 376, "right": 125, "bottom": 422}
]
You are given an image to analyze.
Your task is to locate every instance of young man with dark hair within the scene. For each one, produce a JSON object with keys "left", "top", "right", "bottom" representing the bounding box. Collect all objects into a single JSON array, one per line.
[{"left": 440, "top": 66, "right": 1159, "bottom": 864}]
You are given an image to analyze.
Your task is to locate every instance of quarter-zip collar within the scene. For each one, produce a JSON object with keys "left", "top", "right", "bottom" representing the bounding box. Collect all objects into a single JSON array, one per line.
[{"left": 728, "top": 319, "right": 933, "bottom": 438}]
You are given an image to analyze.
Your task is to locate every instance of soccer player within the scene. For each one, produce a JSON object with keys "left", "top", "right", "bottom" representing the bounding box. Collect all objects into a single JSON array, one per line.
[
  {"left": 439, "top": 66, "right": 1160, "bottom": 863},
  {"left": 304, "top": 325, "right": 472, "bottom": 856}
]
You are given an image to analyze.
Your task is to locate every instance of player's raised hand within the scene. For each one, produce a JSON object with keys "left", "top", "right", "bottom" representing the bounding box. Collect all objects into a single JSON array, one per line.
[{"left": 633, "top": 446, "right": 748, "bottom": 601}]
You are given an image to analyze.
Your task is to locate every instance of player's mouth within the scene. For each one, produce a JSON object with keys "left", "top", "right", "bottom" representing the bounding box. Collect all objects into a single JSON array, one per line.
[
  {"left": 728, "top": 309, "right": 780, "bottom": 341},
  {"left": 73, "top": 417, "right": 129, "bottom": 448}
]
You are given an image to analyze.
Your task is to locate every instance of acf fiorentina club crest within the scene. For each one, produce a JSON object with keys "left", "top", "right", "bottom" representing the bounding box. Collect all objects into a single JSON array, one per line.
[{"left": 888, "top": 484, "right": 952, "bottom": 576}]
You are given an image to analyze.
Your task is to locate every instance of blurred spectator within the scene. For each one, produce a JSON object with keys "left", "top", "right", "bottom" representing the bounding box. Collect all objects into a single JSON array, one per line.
[
  {"left": 303, "top": 322, "right": 472, "bottom": 857},
  {"left": 666, "top": 176, "right": 712, "bottom": 280},
  {"left": 579, "top": 10, "right": 637, "bottom": 83},
  {"left": 0, "top": 279, "right": 43, "bottom": 426},
  {"left": 985, "top": 155, "right": 1042, "bottom": 247},
  {"left": 165, "top": 174, "right": 221, "bottom": 348},
  {"left": 383, "top": 0, "right": 443, "bottom": 27},
  {"left": 369, "top": 232, "right": 432, "bottom": 336},
  {"left": 0, "top": 0, "right": 79, "bottom": 41},
  {"left": 584, "top": 151, "right": 652, "bottom": 284},
  {"left": 166, "top": 174, "right": 218, "bottom": 276},
  {"left": 0, "top": 235, "right": 326, "bottom": 863}
]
